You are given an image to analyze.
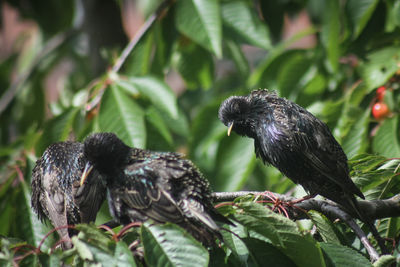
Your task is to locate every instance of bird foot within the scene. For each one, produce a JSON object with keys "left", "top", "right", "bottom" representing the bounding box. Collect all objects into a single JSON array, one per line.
[{"left": 255, "top": 191, "right": 290, "bottom": 218}]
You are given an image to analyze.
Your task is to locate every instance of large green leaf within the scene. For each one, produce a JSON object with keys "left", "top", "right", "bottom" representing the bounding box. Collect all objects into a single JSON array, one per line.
[
  {"left": 346, "top": 0, "right": 380, "bottom": 39},
  {"left": 220, "top": 223, "right": 249, "bottom": 265},
  {"left": 221, "top": 0, "right": 270, "bottom": 49},
  {"left": 123, "top": 31, "right": 154, "bottom": 76},
  {"left": 141, "top": 222, "right": 209, "bottom": 267},
  {"left": 98, "top": 84, "right": 146, "bottom": 148},
  {"left": 372, "top": 255, "right": 396, "bottom": 267},
  {"left": 175, "top": 0, "right": 222, "bottom": 58},
  {"left": 361, "top": 46, "right": 400, "bottom": 92},
  {"left": 128, "top": 76, "right": 179, "bottom": 119},
  {"left": 320, "top": 242, "right": 371, "bottom": 267},
  {"left": 242, "top": 238, "right": 296, "bottom": 267},
  {"left": 225, "top": 39, "right": 250, "bottom": 78},
  {"left": 190, "top": 101, "right": 226, "bottom": 172},
  {"left": 321, "top": 0, "right": 340, "bottom": 72},
  {"left": 235, "top": 201, "right": 325, "bottom": 267},
  {"left": 172, "top": 43, "right": 214, "bottom": 89},
  {"left": 309, "top": 211, "right": 341, "bottom": 245},
  {"left": 372, "top": 117, "right": 400, "bottom": 158},
  {"left": 340, "top": 108, "right": 370, "bottom": 158},
  {"left": 214, "top": 136, "right": 256, "bottom": 191}
]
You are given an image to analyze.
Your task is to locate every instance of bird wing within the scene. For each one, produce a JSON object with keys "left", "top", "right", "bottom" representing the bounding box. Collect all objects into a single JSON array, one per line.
[
  {"left": 281, "top": 106, "right": 362, "bottom": 197},
  {"left": 72, "top": 170, "right": 106, "bottom": 223},
  {"left": 118, "top": 163, "right": 185, "bottom": 223}
]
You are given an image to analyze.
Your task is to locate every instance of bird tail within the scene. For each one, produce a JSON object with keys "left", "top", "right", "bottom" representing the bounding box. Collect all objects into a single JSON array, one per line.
[{"left": 342, "top": 194, "right": 388, "bottom": 254}]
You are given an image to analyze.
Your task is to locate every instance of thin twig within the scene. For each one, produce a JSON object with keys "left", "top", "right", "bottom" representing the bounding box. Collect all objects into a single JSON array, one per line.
[
  {"left": 85, "top": 0, "right": 174, "bottom": 111},
  {"left": 111, "top": 0, "right": 174, "bottom": 73}
]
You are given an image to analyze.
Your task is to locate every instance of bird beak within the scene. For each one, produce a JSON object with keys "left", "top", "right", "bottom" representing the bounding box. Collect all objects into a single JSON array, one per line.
[
  {"left": 227, "top": 122, "right": 234, "bottom": 136},
  {"left": 80, "top": 162, "right": 93, "bottom": 186}
]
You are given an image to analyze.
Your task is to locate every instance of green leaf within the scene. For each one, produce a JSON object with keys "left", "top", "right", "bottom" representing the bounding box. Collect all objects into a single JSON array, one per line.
[
  {"left": 114, "top": 242, "right": 137, "bottom": 267},
  {"left": 75, "top": 224, "right": 113, "bottom": 252},
  {"left": 320, "top": 242, "right": 371, "bottom": 267},
  {"left": 309, "top": 211, "right": 341, "bottom": 245},
  {"left": 233, "top": 213, "right": 283, "bottom": 248},
  {"left": 214, "top": 136, "right": 256, "bottom": 191},
  {"left": 123, "top": 31, "right": 154, "bottom": 76},
  {"left": 346, "top": 0, "right": 380, "bottom": 39},
  {"left": 98, "top": 84, "right": 146, "bottom": 148},
  {"left": 129, "top": 76, "right": 179, "bottom": 119},
  {"left": 242, "top": 238, "right": 296, "bottom": 267},
  {"left": 235, "top": 202, "right": 325, "bottom": 267},
  {"left": 276, "top": 52, "right": 312, "bottom": 98},
  {"left": 221, "top": 0, "right": 271, "bottom": 49},
  {"left": 340, "top": 108, "right": 370, "bottom": 158},
  {"left": 172, "top": 43, "right": 214, "bottom": 89},
  {"left": 72, "top": 236, "right": 94, "bottom": 261},
  {"left": 321, "top": 0, "right": 340, "bottom": 72},
  {"left": 372, "top": 255, "right": 396, "bottom": 267},
  {"left": 141, "top": 222, "right": 209, "bottom": 267},
  {"left": 361, "top": 46, "right": 400, "bottom": 91},
  {"left": 225, "top": 39, "right": 250, "bottom": 78},
  {"left": 175, "top": 0, "right": 222, "bottom": 58},
  {"left": 220, "top": 223, "right": 249, "bottom": 264},
  {"left": 372, "top": 117, "right": 400, "bottom": 158},
  {"left": 190, "top": 101, "right": 226, "bottom": 172},
  {"left": 145, "top": 107, "right": 173, "bottom": 146}
]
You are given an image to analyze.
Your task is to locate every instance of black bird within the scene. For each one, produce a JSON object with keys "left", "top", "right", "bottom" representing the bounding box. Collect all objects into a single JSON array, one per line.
[
  {"left": 218, "top": 89, "right": 386, "bottom": 250},
  {"left": 81, "top": 132, "right": 231, "bottom": 246},
  {"left": 31, "top": 142, "right": 106, "bottom": 249}
]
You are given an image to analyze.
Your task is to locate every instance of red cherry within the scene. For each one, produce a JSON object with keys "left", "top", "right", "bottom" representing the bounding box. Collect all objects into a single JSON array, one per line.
[
  {"left": 372, "top": 102, "right": 389, "bottom": 120},
  {"left": 376, "top": 86, "right": 386, "bottom": 101}
]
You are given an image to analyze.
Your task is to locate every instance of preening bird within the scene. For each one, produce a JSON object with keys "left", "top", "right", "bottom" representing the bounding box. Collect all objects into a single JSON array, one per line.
[
  {"left": 81, "top": 132, "right": 231, "bottom": 246},
  {"left": 31, "top": 142, "right": 106, "bottom": 249},
  {"left": 218, "top": 89, "right": 386, "bottom": 250}
]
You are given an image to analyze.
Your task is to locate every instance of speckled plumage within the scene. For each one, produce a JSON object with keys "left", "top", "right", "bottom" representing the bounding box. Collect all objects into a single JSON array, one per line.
[
  {"left": 31, "top": 142, "right": 106, "bottom": 249},
  {"left": 83, "top": 132, "right": 231, "bottom": 245},
  {"left": 218, "top": 89, "right": 365, "bottom": 217}
]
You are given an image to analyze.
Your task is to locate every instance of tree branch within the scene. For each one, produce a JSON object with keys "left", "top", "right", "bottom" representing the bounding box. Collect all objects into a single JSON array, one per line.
[
  {"left": 212, "top": 191, "right": 400, "bottom": 220},
  {"left": 212, "top": 190, "right": 400, "bottom": 262}
]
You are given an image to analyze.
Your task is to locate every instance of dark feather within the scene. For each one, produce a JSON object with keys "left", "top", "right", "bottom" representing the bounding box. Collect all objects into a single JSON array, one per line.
[
  {"left": 83, "top": 132, "right": 232, "bottom": 246},
  {"left": 218, "top": 89, "right": 365, "bottom": 215},
  {"left": 31, "top": 142, "right": 106, "bottom": 249}
]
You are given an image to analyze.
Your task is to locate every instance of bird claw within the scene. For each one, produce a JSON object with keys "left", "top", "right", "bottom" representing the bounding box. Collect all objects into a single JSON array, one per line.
[{"left": 255, "top": 191, "right": 290, "bottom": 218}]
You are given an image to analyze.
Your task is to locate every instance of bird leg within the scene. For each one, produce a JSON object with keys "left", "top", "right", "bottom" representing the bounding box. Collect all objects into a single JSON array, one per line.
[{"left": 256, "top": 191, "right": 290, "bottom": 218}]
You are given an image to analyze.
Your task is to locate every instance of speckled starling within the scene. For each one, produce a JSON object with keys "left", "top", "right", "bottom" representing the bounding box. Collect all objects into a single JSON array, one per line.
[
  {"left": 31, "top": 142, "right": 106, "bottom": 249},
  {"left": 218, "top": 89, "right": 368, "bottom": 216},
  {"left": 81, "top": 132, "right": 231, "bottom": 246}
]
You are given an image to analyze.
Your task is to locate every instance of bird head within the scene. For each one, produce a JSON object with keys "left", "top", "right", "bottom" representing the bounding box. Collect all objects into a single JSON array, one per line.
[
  {"left": 81, "top": 132, "right": 130, "bottom": 185},
  {"left": 218, "top": 96, "right": 255, "bottom": 137}
]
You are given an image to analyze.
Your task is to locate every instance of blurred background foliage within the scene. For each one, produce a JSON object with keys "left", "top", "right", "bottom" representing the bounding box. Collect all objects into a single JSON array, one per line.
[{"left": 1, "top": 0, "right": 400, "bottom": 266}]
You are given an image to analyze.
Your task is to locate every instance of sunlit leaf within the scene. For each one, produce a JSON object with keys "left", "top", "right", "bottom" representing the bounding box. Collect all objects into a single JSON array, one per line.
[
  {"left": 222, "top": 0, "right": 271, "bottom": 49},
  {"left": 175, "top": 0, "right": 222, "bottom": 57},
  {"left": 129, "top": 76, "right": 179, "bottom": 119},
  {"left": 346, "top": 0, "right": 380, "bottom": 39},
  {"left": 361, "top": 46, "right": 400, "bottom": 92},
  {"left": 321, "top": 0, "right": 340, "bottom": 72},
  {"left": 320, "top": 242, "right": 370, "bottom": 266},
  {"left": 98, "top": 85, "right": 146, "bottom": 148},
  {"left": 141, "top": 222, "right": 209, "bottom": 267},
  {"left": 372, "top": 117, "right": 400, "bottom": 158},
  {"left": 214, "top": 136, "right": 256, "bottom": 191}
]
